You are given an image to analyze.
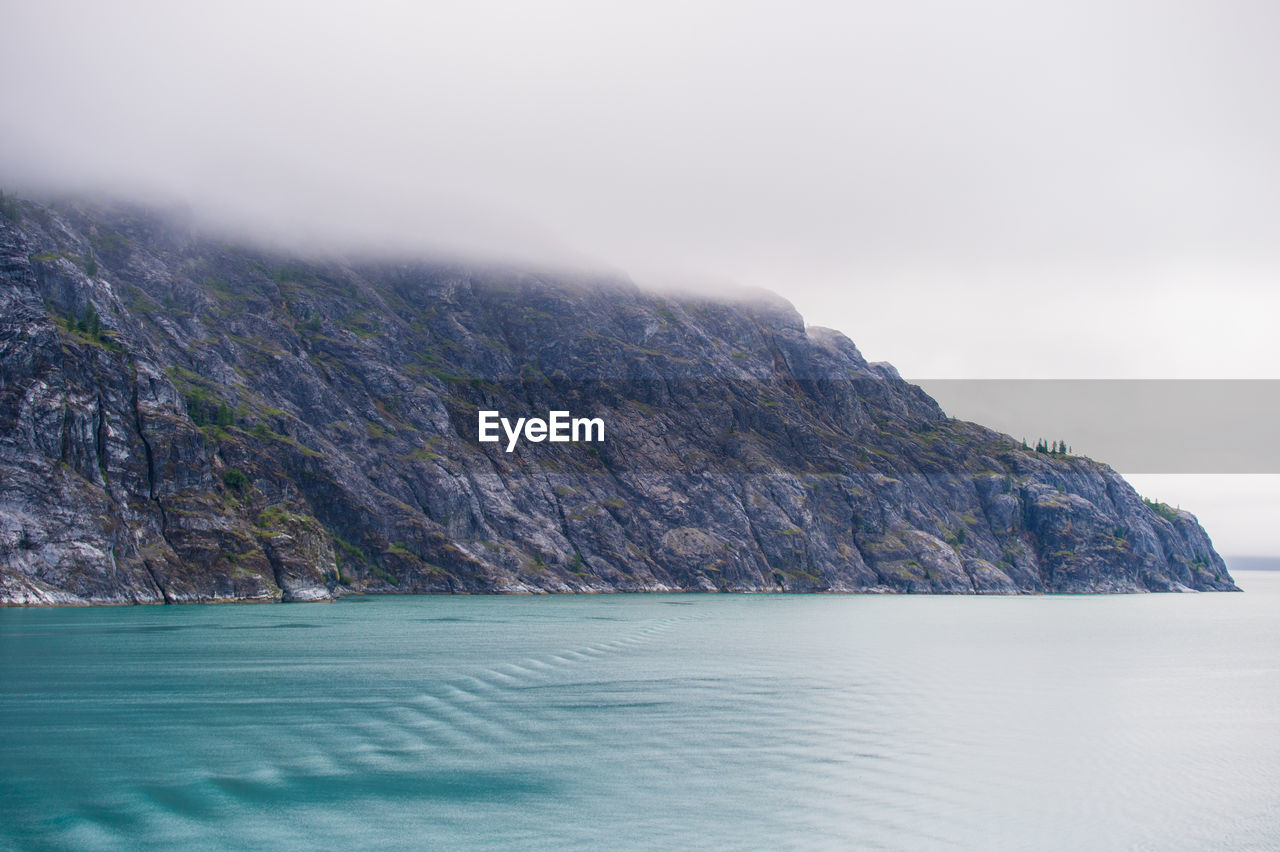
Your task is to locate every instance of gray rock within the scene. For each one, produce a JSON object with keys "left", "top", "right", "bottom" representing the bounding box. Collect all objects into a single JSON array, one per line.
[{"left": 0, "top": 197, "right": 1238, "bottom": 604}]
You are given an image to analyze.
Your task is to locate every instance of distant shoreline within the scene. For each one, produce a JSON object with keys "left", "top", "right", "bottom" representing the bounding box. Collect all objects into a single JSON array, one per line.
[{"left": 2, "top": 585, "right": 1255, "bottom": 609}]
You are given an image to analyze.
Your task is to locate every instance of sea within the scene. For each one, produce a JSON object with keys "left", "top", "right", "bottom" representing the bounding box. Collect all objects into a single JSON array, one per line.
[{"left": 2, "top": 573, "right": 1278, "bottom": 850}]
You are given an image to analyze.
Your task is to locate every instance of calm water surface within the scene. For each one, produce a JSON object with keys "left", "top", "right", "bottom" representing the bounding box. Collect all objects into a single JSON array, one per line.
[{"left": 3, "top": 573, "right": 1279, "bottom": 850}]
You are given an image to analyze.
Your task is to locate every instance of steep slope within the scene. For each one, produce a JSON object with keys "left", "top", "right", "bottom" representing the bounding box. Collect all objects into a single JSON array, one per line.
[{"left": 0, "top": 198, "right": 1236, "bottom": 603}]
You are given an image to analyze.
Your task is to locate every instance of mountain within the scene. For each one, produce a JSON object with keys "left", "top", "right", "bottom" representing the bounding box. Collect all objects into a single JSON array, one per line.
[{"left": 0, "top": 196, "right": 1237, "bottom": 604}]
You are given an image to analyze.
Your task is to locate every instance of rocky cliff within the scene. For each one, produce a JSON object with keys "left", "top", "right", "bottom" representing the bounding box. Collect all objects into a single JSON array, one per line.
[{"left": 0, "top": 197, "right": 1237, "bottom": 604}]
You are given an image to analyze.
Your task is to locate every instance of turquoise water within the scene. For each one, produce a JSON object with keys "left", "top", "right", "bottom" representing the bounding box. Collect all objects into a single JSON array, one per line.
[{"left": 3, "top": 575, "right": 1280, "bottom": 850}]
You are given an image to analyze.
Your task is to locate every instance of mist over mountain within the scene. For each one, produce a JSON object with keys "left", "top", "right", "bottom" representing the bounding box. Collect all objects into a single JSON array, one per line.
[
  {"left": 0, "top": 197, "right": 1236, "bottom": 603},
  {"left": 6, "top": 3, "right": 1280, "bottom": 565}
]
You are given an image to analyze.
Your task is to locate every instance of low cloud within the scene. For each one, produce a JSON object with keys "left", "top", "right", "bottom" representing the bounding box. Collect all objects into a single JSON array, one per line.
[{"left": 3, "top": 3, "right": 1278, "bottom": 366}]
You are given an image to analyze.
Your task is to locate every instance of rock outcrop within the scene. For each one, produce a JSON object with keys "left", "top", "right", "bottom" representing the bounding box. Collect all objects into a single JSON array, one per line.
[{"left": 0, "top": 197, "right": 1237, "bottom": 603}]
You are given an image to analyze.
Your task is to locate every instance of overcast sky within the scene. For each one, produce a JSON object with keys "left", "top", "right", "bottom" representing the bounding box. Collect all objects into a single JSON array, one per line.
[{"left": 2, "top": 0, "right": 1277, "bottom": 554}]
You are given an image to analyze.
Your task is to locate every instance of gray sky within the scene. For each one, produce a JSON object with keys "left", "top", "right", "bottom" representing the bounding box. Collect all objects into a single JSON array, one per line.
[{"left": 2, "top": 0, "right": 1277, "bottom": 554}]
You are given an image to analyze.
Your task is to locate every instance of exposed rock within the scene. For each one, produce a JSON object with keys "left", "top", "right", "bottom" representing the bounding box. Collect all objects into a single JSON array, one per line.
[{"left": 0, "top": 197, "right": 1238, "bottom": 604}]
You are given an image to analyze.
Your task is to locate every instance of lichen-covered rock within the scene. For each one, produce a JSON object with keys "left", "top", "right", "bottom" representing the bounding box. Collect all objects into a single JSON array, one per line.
[{"left": 0, "top": 197, "right": 1237, "bottom": 604}]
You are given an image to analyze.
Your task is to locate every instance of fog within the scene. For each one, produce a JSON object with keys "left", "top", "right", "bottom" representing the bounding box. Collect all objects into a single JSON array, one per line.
[{"left": 2, "top": 0, "right": 1277, "bottom": 553}]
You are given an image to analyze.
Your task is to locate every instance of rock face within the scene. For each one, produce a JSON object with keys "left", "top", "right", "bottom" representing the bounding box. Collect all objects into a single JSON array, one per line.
[{"left": 0, "top": 198, "right": 1237, "bottom": 604}]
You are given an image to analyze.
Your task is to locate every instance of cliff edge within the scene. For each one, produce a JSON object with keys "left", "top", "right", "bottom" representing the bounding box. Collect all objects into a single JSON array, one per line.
[{"left": 0, "top": 197, "right": 1237, "bottom": 603}]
